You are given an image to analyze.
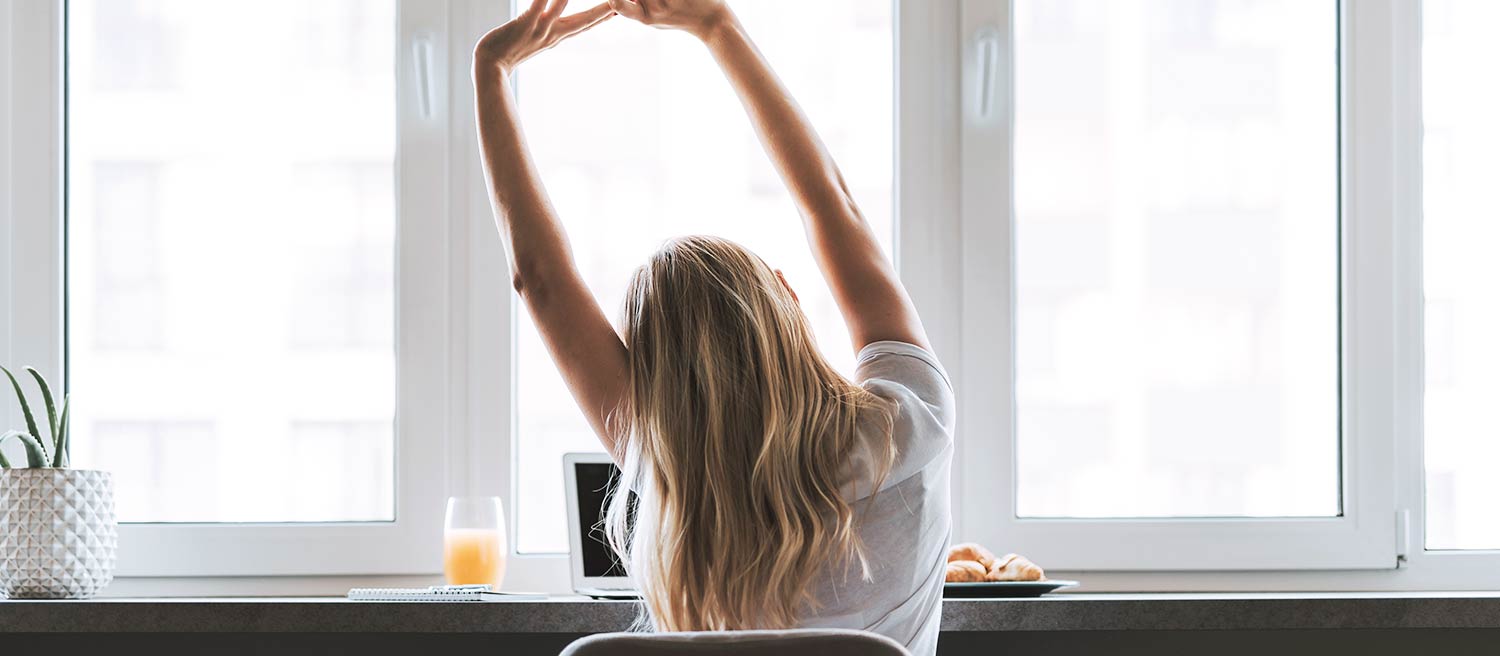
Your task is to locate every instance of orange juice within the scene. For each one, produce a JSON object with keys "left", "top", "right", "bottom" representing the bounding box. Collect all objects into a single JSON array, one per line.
[{"left": 444, "top": 528, "right": 507, "bottom": 587}]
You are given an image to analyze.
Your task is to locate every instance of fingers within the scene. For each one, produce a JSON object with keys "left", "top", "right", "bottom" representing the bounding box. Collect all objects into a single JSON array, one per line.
[
  {"left": 608, "top": 0, "right": 645, "bottom": 21},
  {"left": 555, "top": 2, "right": 616, "bottom": 38},
  {"left": 524, "top": 0, "right": 549, "bottom": 17},
  {"left": 543, "top": 0, "right": 571, "bottom": 22}
]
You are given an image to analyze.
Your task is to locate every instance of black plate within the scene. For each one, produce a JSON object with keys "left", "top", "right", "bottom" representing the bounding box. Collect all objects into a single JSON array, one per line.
[{"left": 942, "top": 580, "right": 1078, "bottom": 598}]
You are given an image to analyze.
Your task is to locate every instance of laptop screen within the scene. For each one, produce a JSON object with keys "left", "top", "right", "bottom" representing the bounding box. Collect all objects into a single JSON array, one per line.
[{"left": 574, "top": 460, "right": 633, "bottom": 579}]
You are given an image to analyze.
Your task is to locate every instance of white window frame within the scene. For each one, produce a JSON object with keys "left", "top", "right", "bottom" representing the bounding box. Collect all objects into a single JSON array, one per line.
[
  {"left": 7, "top": 0, "right": 1500, "bottom": 590},
  {"left": 2, "top": 0, "right": 498, "bottom": 577},
  {"left": 952, "top": 0, "right": 1500, "bottom": 587},
  {"left": 958, "top": 0, "right": 1401, "bottom": 571}
]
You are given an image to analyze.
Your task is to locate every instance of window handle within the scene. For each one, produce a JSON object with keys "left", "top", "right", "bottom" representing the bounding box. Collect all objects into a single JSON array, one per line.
[
  {"left": 412, "top": 33, "right": 436, "bottom": 120},
  {"left": 974, "top": 27, "right": 1002, "bottom": 121}
]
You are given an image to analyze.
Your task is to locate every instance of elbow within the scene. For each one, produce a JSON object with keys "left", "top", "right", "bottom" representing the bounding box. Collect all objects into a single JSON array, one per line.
[
  {"left": 510, "top": 254, "right": 544, "bottom": 294},
  {"left": 804, "top": 198, "right": 868, "bottom": 232},
  {"left": 803, "top": 170, "right": 868, "bottom": 228},
  {"left": 833, "top": 171, "right": 867, "bottom": 223},
  {"left": 509, "top": 260, "right": 559, "bottom": 308},
  {"left": 511, "top": 265, "right": 546, "bottom": 298}
]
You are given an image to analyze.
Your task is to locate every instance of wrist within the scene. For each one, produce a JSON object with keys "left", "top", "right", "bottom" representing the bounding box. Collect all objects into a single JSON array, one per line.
[
  {"left": 692, "top": 7, "right": 741, "bottom": 45},
  {"left": 472, "top": 53, "right": 517, "bottom": 82}
]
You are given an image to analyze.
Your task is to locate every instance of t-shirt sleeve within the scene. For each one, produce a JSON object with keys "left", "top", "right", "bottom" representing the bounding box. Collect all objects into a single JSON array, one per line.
[
  {"left": 855, "top": 341, "right": 954, "bottom": 411},
  {"left": 844, "top": 341, "right": 956, "bottom": 499}
]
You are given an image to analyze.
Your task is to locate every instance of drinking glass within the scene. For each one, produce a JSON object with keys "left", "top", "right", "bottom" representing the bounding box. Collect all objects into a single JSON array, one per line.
[{"left": 444, "top": 496, "right": 507, "bottom": 587}]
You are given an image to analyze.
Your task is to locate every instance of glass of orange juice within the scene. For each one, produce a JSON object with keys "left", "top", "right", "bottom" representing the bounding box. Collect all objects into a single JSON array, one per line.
[{"left": 444, "top": 496, "right": 507, "bottom": 588}]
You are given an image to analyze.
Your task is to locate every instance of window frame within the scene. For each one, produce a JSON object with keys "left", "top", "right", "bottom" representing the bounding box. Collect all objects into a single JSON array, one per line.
[
  {"left": 958, "top": 0, "right": 1401, "bottom": 571},
  {"left": 3, "top": 1, "right": 66, "bottom": 460},
  {"left": 6, "top": 0, "right": 1500, "bottom": 589},
  {"left": 951, "top": 0, "right": 1500, "bottom": 583},
  {"left": 3, "top": 0, "right": 494, "bottom": 577}
]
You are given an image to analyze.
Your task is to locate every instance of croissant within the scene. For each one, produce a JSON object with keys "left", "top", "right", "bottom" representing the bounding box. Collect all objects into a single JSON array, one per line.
[
  {"left": 987, "top": 553, "right": 1045, "bottom": 582},
  {"left": 947, "top": 543, "right": 998, "bottom": 569},
  {"left": 945, "top": 560, "right": 989, "bottom": 583}
]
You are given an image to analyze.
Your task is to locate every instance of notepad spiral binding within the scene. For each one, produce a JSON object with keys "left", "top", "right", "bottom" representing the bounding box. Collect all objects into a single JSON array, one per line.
[{"left": 347, "top": 584, "right": 495, "bottom": 602}]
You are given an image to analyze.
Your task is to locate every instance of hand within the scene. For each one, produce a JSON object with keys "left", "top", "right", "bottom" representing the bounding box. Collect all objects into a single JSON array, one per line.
[
  {"left": 607, "top": 0, "right": 734, "bottom": 40},
  {"left": 474, "top": 0, "right": 615, "bottom": 74}
]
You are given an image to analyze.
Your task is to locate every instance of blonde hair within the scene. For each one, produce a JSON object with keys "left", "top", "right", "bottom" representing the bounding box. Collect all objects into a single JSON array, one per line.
[{"left": 604, "top": 235, "right": 895, "bottom": 632}]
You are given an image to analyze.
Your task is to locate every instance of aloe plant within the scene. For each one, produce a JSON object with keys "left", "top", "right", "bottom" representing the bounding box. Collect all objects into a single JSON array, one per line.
[{"left": 0, "top": 366, "right": 70, "bottom": 469}]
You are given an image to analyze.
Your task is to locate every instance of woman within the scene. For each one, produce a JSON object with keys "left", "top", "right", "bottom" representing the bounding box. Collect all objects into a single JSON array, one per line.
[{"left": 473, "top": 1, "right": 954, "bottom": 653}]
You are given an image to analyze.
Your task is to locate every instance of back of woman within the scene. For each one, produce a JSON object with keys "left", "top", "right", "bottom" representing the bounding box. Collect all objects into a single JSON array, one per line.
[
  {"left": 605, "top": 239, "right": 954, "bottom": 654},
  {"left": 800, "top": 341, "right": 954, "bottom": 656},
  {"left": 471, "top": 0, "right": 952, "bottom": 654}
]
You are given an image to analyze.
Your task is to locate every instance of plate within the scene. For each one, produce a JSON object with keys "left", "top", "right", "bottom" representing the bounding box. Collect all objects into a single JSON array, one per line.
[{"left": 942, "top": 580, "right": 1079, "bottom": 598}]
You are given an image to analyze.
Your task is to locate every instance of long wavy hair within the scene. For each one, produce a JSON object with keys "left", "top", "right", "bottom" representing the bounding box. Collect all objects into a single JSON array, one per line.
[{"left": 603, "top": 235, "right": 896, "bottom": 632}]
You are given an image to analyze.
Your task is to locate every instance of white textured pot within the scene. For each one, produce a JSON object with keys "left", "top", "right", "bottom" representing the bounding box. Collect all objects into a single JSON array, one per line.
[{"left": 0, "top": 469, "right": 118, "bottom": 599}]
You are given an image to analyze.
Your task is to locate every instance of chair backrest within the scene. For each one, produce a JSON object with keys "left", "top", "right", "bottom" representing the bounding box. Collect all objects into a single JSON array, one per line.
[{"left": 559, "top": 629, "right": 912, "bottom": 656}]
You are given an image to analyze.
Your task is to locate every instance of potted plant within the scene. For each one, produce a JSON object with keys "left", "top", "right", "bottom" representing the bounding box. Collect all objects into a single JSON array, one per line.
[{"left": 0, "top": 366, "right": 117, "bottom": 599}]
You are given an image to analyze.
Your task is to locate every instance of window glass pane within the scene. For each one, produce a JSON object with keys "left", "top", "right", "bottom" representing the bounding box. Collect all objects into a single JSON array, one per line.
[
  {"left": 514, "top": 3, "right": 894, "bottom": 553},
  {"left": 1014, "top": 0, "right": 1339, "bottom": 518},
  {"left": 66, "top": 0, "right": 397, "bottom": 523},
  {"left": 1423, "top": 0, "right": 1500, "bottom": 550}
]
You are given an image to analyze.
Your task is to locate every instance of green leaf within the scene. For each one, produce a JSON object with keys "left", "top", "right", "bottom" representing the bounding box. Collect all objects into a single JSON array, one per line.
[
  {"left": 0, "top": 430, "right": 48, "bottom": 468},
  {"left": 52, "top": 397, "right": 70, "bottom": 468},
  {"left": 24, "top": 367, "right": 59, "bottom": 455},
  {"left": 0, "top": 441, "right": 11, "bottom": 468},
  {"left": 1, "top": 366, "right": 45, "bottom": 462}
]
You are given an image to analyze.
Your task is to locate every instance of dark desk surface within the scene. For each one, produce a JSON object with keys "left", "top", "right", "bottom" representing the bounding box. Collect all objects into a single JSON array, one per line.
[{"left": 4, "top": 592, "right": 1500, "bottom": 633}]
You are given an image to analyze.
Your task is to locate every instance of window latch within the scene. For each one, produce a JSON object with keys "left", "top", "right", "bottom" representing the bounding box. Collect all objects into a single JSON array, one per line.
[
  {"left": 1395, "top": 509, "right": 1410, "bottom": 567},
  {"left": 412, "top": 33, "right": 436, "bottom": 120},
  {"left": 973, "top": 27, "right": 1002, "bottom": 122}
]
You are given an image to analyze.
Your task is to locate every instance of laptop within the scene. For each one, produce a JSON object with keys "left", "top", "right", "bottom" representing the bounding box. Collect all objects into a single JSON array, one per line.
[{"left": 564, "top": 452, "right": 640, "bottom": 600}]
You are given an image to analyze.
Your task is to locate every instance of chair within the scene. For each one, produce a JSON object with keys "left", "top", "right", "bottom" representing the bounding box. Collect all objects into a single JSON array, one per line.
[{"left": 559, "top": 629, "right": 912, "bottom": 656}]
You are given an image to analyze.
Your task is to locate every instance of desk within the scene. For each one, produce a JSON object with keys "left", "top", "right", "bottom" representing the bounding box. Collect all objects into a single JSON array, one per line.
[{"left": 3, "top": 593, "right": 1499, "bottom": 654}]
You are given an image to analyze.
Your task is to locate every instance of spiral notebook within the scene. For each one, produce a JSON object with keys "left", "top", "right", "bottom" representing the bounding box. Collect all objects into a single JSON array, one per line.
[{"left": 347, "top": 584, "right": 547, "bottom": 602}]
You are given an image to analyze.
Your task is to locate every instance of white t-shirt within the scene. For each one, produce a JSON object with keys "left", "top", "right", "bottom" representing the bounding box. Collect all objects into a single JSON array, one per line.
[{"left": 801, "top": 341, "right": 956, "bottom": 656}]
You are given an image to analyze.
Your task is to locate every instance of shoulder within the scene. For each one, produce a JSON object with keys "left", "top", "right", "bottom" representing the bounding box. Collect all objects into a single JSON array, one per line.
[
  {"left": 845, "top": 342, "right": 955, "bottom": 498},
  {"left": 855, "top": 341, "right": 954, "bottom": 427},
  {"left": 856, "top": 341, "right": 952, "bottom": 388}
]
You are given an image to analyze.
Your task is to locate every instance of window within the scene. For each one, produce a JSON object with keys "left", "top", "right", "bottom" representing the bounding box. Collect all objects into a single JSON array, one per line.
[
  {"left": 957, "top": 0, "right": 1400, "bottom": 572},
  {"left": 286, "top": 164, "right": 395, "bottom": 351},
  {"left": 89, "top": 421, "right": 217, "bottom": 522},
  {"left": 511, "top": 1, "right": 895, "bottom": 553},
  {"left": 5, "top": 0, "right": 1495, "bottom": 588},
  {"left": 39, "top": 0, "right": 459, "bottom": 576},
  {"left": 284, "top": 421, "right": 395, "bottom": 522},
  {"left": 89, "top": 163, "right": 167, "bottom": 351},
  {"left": 1422, "top": 0, "right": 1500, "bottom": 551},
  {"left": 88, "top": 0, "right": 180, "bottom": 92},
  {"left": 1012, "top": 0, "right": 1340, "bottom": 519},
  {"left": 67, "top": 0, "right": 398, "bottom": 524}
]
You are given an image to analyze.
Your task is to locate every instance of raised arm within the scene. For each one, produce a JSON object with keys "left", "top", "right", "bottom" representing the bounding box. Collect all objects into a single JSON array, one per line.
[
  {"left": 473, "top": 0, "right": 630, "bottom": 456},
  {"left": 609, "top": 0, "right": 930, "bottom": 353}
]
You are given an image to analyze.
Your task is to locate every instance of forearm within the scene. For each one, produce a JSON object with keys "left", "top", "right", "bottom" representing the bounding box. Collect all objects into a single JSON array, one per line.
[
  {"left": 473, "top": 65, "right": 628, "bottom": 448},
  {"left": 700, "top": 16, "right": 866, "bottom": 230},
  {"left": 698, "top": 14, "right": 928, "bottom": 350},
  {"left": 466, "top": 1, "right": 630, "bottom": 453},
  {"left": 473, "top": 68, "right": 580, "bottom": 291}
]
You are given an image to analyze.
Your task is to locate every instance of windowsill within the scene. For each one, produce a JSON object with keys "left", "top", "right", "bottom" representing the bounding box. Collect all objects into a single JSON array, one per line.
[{"left": 5, "top": 592, "right": 1500, "bottom": 633}]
